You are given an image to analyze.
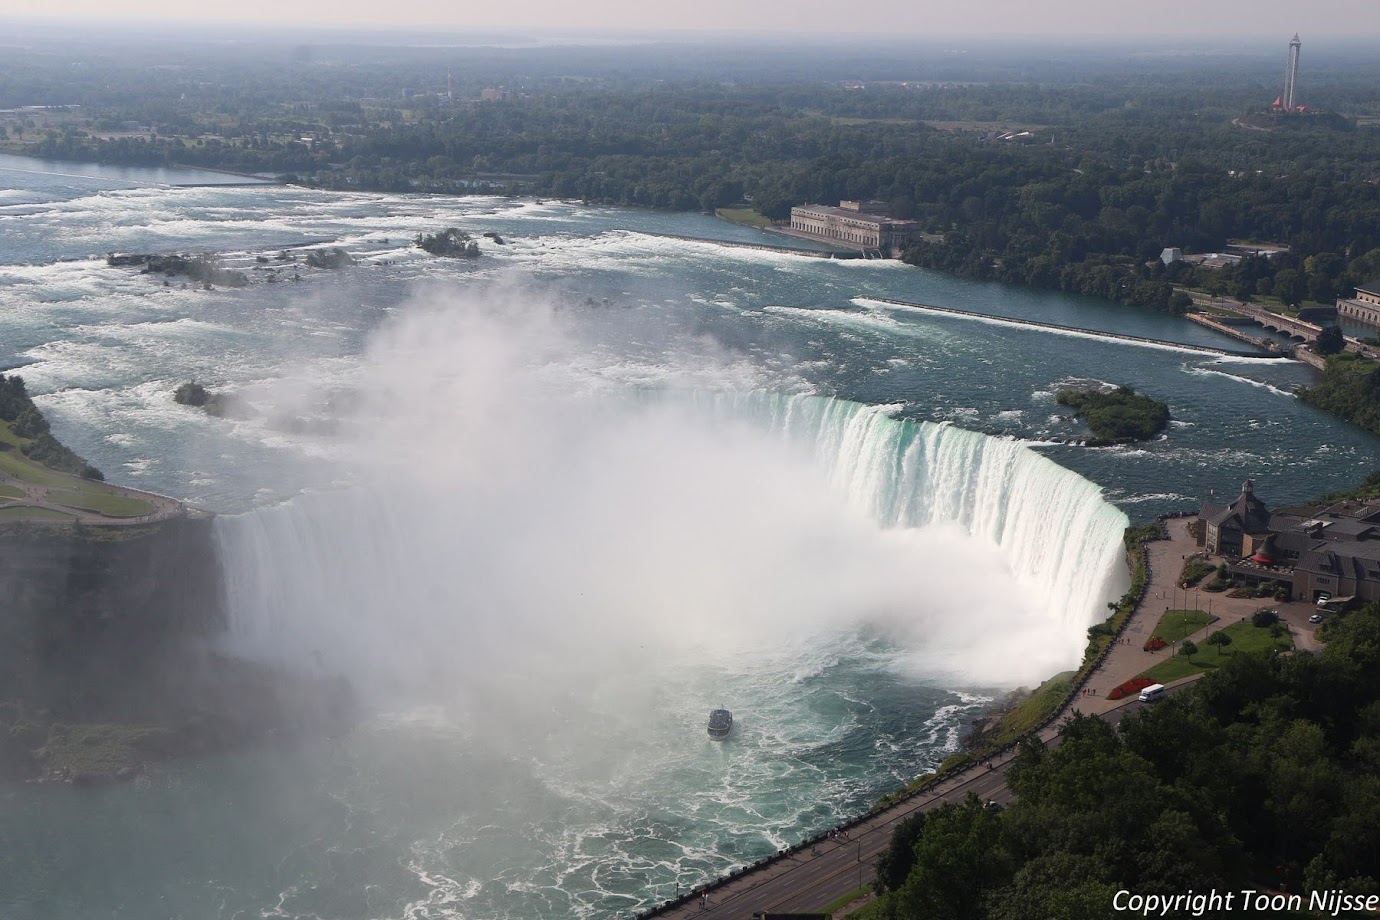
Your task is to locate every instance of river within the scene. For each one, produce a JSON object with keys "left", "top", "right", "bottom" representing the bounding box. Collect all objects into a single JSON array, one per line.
[{"left": 0, "top": 156, "right": 1374, "bottom": 920}]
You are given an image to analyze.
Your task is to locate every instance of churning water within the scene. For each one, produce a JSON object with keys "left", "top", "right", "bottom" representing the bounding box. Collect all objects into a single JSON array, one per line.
[{"left": 2, "top": 157, "right": 1377, "bottom": 919}]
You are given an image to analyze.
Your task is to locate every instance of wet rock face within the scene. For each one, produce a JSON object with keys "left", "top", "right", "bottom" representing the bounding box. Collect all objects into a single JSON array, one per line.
[
  {"left": 0, "top": 518, "right": 356, "bottom": 783},
  {"left": 0, "top": 517, "right": 226, "bottom": 712}
]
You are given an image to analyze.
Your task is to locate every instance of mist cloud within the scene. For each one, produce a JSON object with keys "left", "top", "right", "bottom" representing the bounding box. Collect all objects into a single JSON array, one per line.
[{"left": 217, "top": 283, "right": 1114, "bottom": 724}]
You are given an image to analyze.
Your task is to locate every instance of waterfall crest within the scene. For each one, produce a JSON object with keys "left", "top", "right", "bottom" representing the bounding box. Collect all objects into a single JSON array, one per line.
[
  {"left": 694, "top": 391, "right": 1130, "bottom": 635},
  {"left": 214, "top": 391, "right": 1129, "bottom": 692}
]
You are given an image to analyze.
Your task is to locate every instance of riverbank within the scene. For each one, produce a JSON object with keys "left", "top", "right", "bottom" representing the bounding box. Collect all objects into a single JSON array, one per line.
[
  {"left": 644, "top": 509, "right": 1333, "bottom": 919},
  {"left": 639, "top": 514, "right": 1187, "bottom": 919}
]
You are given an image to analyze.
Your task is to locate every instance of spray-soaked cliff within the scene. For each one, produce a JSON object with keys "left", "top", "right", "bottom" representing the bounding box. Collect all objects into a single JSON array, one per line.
[
  {"left": 0, "top": 517, "right": 223, "bottom": 713},
  {"left": 0, "top": 516, "right": 351, "bottom": 782}
]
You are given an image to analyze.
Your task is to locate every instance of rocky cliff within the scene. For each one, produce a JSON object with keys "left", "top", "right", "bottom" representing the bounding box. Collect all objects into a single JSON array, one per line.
[{"left": 0, "top": 517, "right": 352, "bottom": 782}]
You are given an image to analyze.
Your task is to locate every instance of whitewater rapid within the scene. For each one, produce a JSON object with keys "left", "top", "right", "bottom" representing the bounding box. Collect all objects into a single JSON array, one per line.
[{"left": 10, "top": 163, "right": 1377, "bottom": 920}]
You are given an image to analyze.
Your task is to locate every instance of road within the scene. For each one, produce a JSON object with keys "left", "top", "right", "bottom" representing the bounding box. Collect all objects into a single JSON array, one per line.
[{"left": 650, "top": 516, "right": 1315, "bottom": 920}]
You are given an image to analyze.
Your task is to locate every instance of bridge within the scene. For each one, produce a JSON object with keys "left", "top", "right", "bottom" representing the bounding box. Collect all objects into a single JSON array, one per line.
[
  {"left": 1207, "top": 300, "right": 1322, "bottom": 342},
  {"left": 1184, "top": 313, "right": 1293, "bottom": 357},
  {"left": 1189, "top": 297, "right": 1380, "bottom": 363},
  {"left": 854, "top": 297, "right": 1272, "bottom": 358}
]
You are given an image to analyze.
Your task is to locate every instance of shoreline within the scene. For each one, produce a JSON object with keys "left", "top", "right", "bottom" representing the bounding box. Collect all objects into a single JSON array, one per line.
[{"left": 645, "top": 511, "right": 1330, "bottom": 919}]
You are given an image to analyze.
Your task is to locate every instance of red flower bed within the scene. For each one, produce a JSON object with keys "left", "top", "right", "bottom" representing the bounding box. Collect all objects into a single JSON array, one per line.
[
  {"left": 1108, "top": 676, "right": 1155, "bottom": 700},
  {"left": 1144, "top": 637, "right": 1168, "bottom": 652}
]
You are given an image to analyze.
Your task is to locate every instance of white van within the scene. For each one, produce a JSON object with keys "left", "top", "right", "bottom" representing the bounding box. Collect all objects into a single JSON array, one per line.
[{"left": 1138, "top": 684, "right": 1166, "bottom": 703}]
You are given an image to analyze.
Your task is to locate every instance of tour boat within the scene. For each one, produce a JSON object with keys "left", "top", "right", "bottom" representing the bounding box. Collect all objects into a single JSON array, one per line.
[{"left": 707, "top": 709, "right": 733, "bottom": 739}]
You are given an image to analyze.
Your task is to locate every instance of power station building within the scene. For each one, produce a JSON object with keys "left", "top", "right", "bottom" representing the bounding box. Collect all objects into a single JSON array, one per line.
[
  {"left": 1336, "top": 279, "right": 1380, "bottom": 328},
  {"left": 788, "top": 201, "right": 920, "bottom": 257}
]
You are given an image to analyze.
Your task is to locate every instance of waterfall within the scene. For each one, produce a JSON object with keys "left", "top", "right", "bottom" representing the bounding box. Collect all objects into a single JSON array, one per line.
[
  {"left": 690, "top": 391, "right": 1130, "bottom": 636},
  {"left": 213, "top": 391, "right": 1129, "bottom": 693}
]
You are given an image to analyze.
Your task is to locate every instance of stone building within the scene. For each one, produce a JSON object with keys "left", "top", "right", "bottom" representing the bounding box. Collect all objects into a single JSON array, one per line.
[
  {"left": 788, "top": 201, "right": 920, "bottom": 257},
  {"left": 1337, "top": 279, "right": 1380, "bottom": 328},
  {"left": 1200, "top": 480, "right": 1272, "bottom": 558},
  {"left": 1200, "top": 481, "right": 1380, "bottom": 603}
]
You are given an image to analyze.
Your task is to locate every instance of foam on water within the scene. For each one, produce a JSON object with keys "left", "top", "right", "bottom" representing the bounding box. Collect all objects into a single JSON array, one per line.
[
  {"left": 7, "top": 163, "right": 1380, "bottom": 920},
  {"left": 1184, "top": 364, "right": 1297, "bottom": 398},
  {"left": 855, "top": 295, "right": 1243, "bottom": 356}
]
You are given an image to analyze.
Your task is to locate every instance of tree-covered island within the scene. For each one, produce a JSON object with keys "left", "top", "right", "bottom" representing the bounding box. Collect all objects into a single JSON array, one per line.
[
  {"left": 415, "top": 228, "right": 480, "bottom": 258},
  {"left": 1055, "top": 386, "right": 1171, "bottom": 444}
]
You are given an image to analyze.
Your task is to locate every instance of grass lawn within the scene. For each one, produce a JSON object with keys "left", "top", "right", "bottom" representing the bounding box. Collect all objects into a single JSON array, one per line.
[
  {"left": 0, "top": 447, "right": 91, "bottom": 488},
  {"left": 820, "top": 886, "right": 872, "bottom": 917},
  {"left": 46, "top": 488, "right": 154, "bottom": 517},
  {"left": 0, "top": 483, "right": 26, "bottom": 499},
  {"left": 39, "top": 723, "right": 170, "bottom": 776},
  {"left": 715, "top": 206, "right": 774, "bottom": 229},
  {"left": 1140, "top": 621, "right": 1293, "bottom": 684},
  {"left": 1, "top": 424, "right": 157, "bottom": 517},
  {"left": 1151, "top": 609, "right": 1217, "bottom": 644},
  {"left": 0, "top": 506, "right": 74, "bottom": 521},
  {"left": 985, "top": 671, "right": 1075, "bottom": 745}
]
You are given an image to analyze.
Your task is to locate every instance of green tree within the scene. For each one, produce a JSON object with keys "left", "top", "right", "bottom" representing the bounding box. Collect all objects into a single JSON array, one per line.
[
  {"left": 885, "top": 796, "right": 1010, "bottom": 920},
  {"left": 874, "top": 813, "right": 926, "bottom": 894},
  {"left": 1315, "top": 325, "right": 1345, "bottom": 356}
]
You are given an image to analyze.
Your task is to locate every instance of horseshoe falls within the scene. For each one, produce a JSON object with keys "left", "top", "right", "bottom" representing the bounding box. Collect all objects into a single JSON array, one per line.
[
  {"left": 203, "top": 383, "right": 1128, "bottom": 919},
  {"left": 699, "top": 391, "right": 1130, "bottom": 640},
  {"left": 7, "top": 166, "right": 1380, "bottom": 920}
]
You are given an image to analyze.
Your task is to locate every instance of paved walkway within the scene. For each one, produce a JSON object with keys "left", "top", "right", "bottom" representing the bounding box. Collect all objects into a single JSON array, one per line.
[
  {"left": 650, "top": 516, "right": 1321, "bottom": 920},
  {"left": 1070, "top": 517, "right": 1320, "bottom": 717}
]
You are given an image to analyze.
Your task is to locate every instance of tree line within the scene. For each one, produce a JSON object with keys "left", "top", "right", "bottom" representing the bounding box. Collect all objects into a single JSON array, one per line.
[
  {"left": 867, "top": 602, "right": 1380, "bottom": 919},
  {"left": 19, "top": 73, "right": 1380, "bottom": 317}
]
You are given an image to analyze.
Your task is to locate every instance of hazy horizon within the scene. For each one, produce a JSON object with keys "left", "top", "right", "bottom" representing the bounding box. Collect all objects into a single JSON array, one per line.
[{"left": 2, "top": 0, "right": 1377, "bottom": 40}]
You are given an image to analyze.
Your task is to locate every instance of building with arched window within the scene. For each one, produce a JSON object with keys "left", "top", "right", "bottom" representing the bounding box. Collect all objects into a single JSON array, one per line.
[{"left": 788, "top": 200, "right": 920, "bottom": 257}]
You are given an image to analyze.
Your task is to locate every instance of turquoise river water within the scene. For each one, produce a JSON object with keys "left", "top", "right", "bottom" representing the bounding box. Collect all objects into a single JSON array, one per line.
[{"left": 0, "top": 156, "right": 1376, "bottom": 920}]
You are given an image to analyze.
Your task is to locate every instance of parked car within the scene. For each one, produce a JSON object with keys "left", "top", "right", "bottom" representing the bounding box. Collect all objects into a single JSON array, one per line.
[{"left": 1309, "top": 613, "right": 1324, "bottom": 624}]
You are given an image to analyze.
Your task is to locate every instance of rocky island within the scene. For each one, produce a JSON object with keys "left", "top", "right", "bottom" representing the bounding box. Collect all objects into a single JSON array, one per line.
[
  {"left": 1056, "top": 385, "right": 1171, "bottom": 445},
  {"left": 415, "top": 227, "right": 480, "bottom": 258},
  {"left": 107, "top": 252, "right": 249, "bottom": 288}
]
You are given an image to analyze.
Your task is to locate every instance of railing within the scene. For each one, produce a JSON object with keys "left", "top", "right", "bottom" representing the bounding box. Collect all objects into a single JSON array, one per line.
[{"left": 629, "top": 510, "right": 1194, "bottom": 919}]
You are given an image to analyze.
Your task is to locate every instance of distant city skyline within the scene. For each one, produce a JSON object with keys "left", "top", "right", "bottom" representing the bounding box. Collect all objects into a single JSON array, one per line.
[{"left": 4, "top": 0, "right": 1378, "bottom": 38}]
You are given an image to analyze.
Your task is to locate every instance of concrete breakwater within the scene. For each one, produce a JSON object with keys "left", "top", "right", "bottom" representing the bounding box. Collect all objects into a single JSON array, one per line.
[
  {"left": 1185, "top": 313, "right": 1295, "bottom": 356},
  {"left": 858, "top": 297, "right": 1272, "bottom": 358},
  {"left": 627, "top": 230, "right": 865, "bottom": 259}
]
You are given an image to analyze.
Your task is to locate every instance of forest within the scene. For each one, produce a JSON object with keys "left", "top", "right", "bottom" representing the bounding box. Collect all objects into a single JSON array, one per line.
[
  {"left": 7, "top": 31, "right": 1380, "bottom": 422},
  {"left": 6, "top": 35, "right": 1380, "bottom": 320},
  {"left": 1301, "top": 353, "right": 1380, "bottom": 435},
  {"left": 867, "top": 601, "right": 1380, "bottom": 920}
]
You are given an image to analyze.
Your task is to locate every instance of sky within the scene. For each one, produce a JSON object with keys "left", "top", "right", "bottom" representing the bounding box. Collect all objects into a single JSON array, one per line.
[{"left": 4, "top": 0, "right": 1379, "bottom": 38}]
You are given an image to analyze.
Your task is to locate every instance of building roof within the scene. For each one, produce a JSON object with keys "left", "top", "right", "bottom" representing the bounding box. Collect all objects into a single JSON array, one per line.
[
  {"left": 1358, "top": 279, "right": 1380, "bottom": 297},
  {"left": 1203, "top": 480, "right": 1272, "bottom": 533},
  {"left": 1296, "top": 540, "right": 1380, "bottom": 580},
  {"left": 791, "top": 204, "right": 915, "bottom": 227}
]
